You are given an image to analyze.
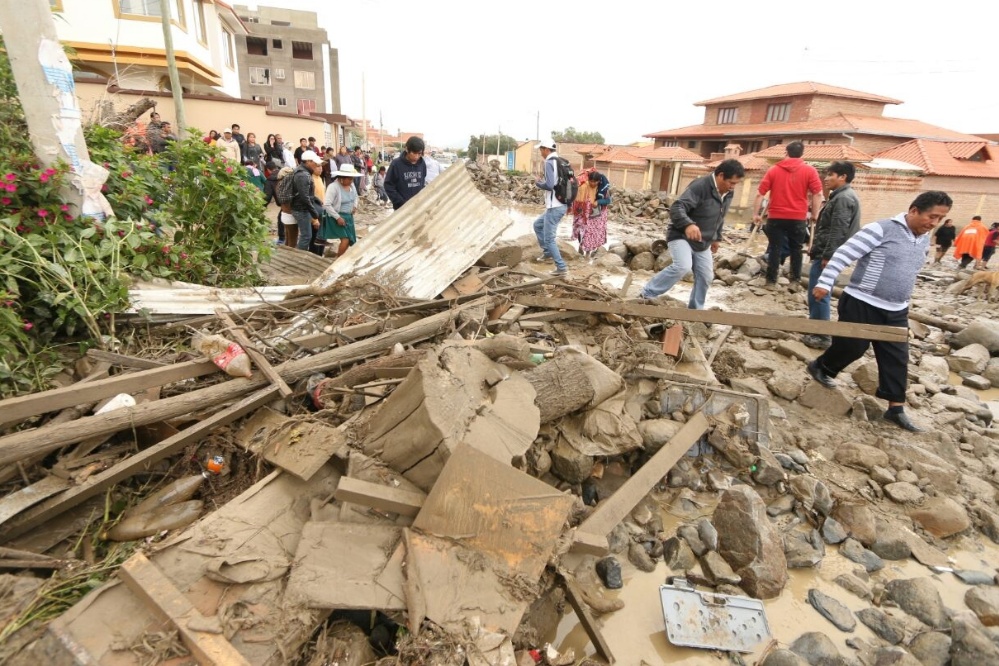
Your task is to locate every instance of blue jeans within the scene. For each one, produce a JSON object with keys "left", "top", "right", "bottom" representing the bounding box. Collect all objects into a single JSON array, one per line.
[
  {"left": 533, "top": 205, "right": 567, "bottom": 270},
  {"left": 807, "top": 259, "right": 831, "bottom": 321},
  {"left": 640, "top": 239, "right": 713, "bottom": 309},
  {"left": 291, "top": 209, "right": 313, "bottom": 251}
]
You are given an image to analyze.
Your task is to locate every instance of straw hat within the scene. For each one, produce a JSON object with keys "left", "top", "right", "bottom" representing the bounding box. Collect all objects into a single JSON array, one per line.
[{"left": 332, "top": 163, "right": 360, "bottom": 178}]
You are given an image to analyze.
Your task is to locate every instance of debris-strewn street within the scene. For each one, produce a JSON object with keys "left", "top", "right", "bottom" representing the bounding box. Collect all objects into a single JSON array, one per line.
[{"left": 1, "top": 161, "right": 998, "bottom": 666}]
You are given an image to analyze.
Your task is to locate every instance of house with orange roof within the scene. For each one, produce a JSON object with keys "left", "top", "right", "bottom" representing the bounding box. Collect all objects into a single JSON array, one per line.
[{"left": 594, "top": 145, "right": 704, "bottom": 191}]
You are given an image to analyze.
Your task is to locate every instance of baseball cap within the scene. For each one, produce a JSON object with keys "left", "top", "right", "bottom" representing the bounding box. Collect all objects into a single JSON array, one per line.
[
  {"left": 301, "top": 150, "right": 322, "bottom": 164},
  {"left": 536, "top": 138, "right": 556, "bottom": 150}
]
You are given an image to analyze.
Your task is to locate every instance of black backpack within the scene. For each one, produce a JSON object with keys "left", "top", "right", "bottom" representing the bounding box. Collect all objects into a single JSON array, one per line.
[
  {"left": 553, "top": 157, "right": 578, "bottom": 206},
  {"left": 275, "top": 174, "right": 295, "bottom": 205}
]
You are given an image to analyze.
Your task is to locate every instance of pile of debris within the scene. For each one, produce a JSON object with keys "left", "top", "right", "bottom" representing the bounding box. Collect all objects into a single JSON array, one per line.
[{"left": 466, "top": 160, "right": 676, "bottom": 222}]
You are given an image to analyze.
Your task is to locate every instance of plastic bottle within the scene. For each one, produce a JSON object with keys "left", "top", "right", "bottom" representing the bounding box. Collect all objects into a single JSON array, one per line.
[
  {"left": 123, "top": 475, "right": 203, "bottom": 519},
  {"left": 107, "top": 500, "right": 203, "bottom": 541},
  {"left": 94, "top": 393, "right": 136, "bottom": 415},
  {"left": 192, "top": 332, "right": 252, "bottom": 378}
]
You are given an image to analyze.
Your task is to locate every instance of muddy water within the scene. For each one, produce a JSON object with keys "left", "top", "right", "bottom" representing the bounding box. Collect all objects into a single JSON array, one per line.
[
  {"left": 553, "top": 498, "right": 999, "bottom": 664},
  {"left": 948, "top": 372, "right": 999, "bottom": 402}
]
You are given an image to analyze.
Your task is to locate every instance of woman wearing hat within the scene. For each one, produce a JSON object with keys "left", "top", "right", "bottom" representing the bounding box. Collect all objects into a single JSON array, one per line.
[{"left": 321, "top": 163, "right": 360, "bottom": 257}]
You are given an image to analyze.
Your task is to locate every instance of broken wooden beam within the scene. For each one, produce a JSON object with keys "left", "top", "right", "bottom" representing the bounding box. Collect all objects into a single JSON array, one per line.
[
  {"left": 333, "top": 476, "right": 426, "bottom": 518},
  {"left": 561, "top": 574, "right": 616, "bottom": 664},
  {"left": 575, "top": 412, "right": 710, "bottom": 544},
  {"left": 85, "top": 349, "right": 167, "bottom": 370},
  {"left": 119, "top": 552, "right": 252, "bottom": 666},
  {"left": 383, "top": 277, "right": 557, "bottom": 315},
  {"left": 216, "top": 310, "right": 293, "bottom": 397},
  {"left": 514, "top": 296, "right": 909, "bottom": 342}
]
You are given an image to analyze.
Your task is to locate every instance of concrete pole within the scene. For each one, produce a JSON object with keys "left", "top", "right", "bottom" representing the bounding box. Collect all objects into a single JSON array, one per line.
[
  {"left": 160, "top": 0, "right": 187, "bottom": 139},
  {"left": 0, "top": 0, "right": 89, "bottom": 207}
]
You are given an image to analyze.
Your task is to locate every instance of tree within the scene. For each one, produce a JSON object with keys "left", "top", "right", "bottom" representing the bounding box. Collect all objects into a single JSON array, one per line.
[
  {"left": 552, "top": 127, "right": 605, "bottom": 144},
  {"left": 466, "top": 133, "right": 518, "bottom": 161}
]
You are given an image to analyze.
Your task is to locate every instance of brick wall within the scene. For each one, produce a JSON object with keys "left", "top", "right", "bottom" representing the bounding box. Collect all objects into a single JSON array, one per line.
[
  {"left": 806, "top": 96, "right": 886, "bottom": 119},
  {"left": 924, "top": 176, "right": 999, "bottom": 226},
  {"left": 702, "top": 102, "right": 754, "bottom": 126},
  {"left": 603, "top": 165, "right": 647, "bottom": 190}
]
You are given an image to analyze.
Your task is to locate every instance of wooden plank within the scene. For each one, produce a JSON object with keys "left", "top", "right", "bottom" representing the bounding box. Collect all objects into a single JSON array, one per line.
[
  {"left": 383, "top": 277, "right": 557, "bottom": 315},
  {"left": 216, "top": 310, "right": 293, "bottom": 397},
  {"left": 0, "top": 476, "right": 70, "bottom": 527},
  {"left": 617, "top": 273, "right": 633, "bottom": 299},
  {"left": 85, "top": 349, "right": 167, "bottom": 370},
  {"left": 562, "top": 575, "right": 616, "bottom": 664},
  {"left": 579, "top": 412, "right": 709, "bottom": 539},
  {"left": 570, "top": 530, "right": 609, "bottom": 556},
  {"left": 514, "top": 295, "right": 909, "bottom": 342},
  {"left": 662, "top": 324, "right": 683, "bottom": 357},
  {"left": 0, "top": 359, "right": 218, "bottom": 424},
  {"left": 0, "top": 388, "right": 278, "bottom": 542},
  {"left": 233, "top": 407, "right": 347, "bottom": 482},
  {"left": 289, "top": 313, "right": 422, "bottom": 350},
  {"left": 119, "top": 552, "right": 252, "bottom": 666},
  {"left": 334, "top": 476, "right": 426, "bottom": 518}
]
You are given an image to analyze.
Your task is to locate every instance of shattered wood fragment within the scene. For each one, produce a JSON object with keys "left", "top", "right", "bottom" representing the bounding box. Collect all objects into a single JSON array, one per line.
[
  {"left": 561, "top": 574, "right": 616, "bottom": 664},
  {"left": 85, "top": 349, "right": 167, "bottom": 370},
  {"left": 234, "top": 407, "right": 347, "bottom": 481},
  {"left": 577, "top": 412, "right": 710, "bottom": 542},
  {"left": 119, "top": 552, "right": 251, "bottom": 666},
  {"left": 333, "top": 476, "right": 425, "bottom": 518},
  {"left": 216, "top": 310, "right": 293, "bottom": 397},
  {"left": 0, "top": 475, "right": 70, "bottom": 527},
  {"left": 441, "top": 271, "right": 486, "bottom": 300},
  {"left": 662, "top": 324, "right": 683, "bottom": 358},
  {"left": 514, "top": 296, "right": 909, "bottom": 342}
]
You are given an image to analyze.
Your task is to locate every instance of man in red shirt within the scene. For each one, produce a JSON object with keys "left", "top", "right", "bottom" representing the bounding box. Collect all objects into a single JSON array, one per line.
[{"left": 753, "top": 141, "right": 823, "bottom": 290}]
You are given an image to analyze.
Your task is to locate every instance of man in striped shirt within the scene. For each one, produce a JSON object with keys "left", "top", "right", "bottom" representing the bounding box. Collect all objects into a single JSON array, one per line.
[{"left": 806, "top": 191, "right": 953, "bottom": 432}]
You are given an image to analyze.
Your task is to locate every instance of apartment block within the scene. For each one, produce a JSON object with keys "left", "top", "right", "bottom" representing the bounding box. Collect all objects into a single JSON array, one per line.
[{"left": 233, "top": 4, "right": 341, "bottom": 116}]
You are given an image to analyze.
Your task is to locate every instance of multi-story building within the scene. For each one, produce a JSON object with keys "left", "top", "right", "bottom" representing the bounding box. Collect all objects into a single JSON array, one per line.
[
  {"left": 51, "top": 0, "right": 246, "bottom": 98},
  {"left": 232, "top": 4, "right": 341, "bottom": 116}
]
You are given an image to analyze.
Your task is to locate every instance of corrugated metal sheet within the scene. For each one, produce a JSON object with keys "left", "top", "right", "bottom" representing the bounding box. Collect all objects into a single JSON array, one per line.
[
  {"left": 127, "top": 281, "right": 300, "bottom": 315},
  {"left": 311, "top": 162, "right": 514, "bottom": 299},
  {"left": 259, "top": 244, "right": 334, "bottom": 285}
]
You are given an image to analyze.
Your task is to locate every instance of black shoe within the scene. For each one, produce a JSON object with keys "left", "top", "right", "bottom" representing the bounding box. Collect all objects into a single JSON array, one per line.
[
  {"left": 883, "top": 410, "right": 924, "bottom": 433},
  {"left": 802, "top": 334, "right": 832, "bottom": 350},
  {"left": 807, "top": 360, "right": 837, "bottom": 389}
]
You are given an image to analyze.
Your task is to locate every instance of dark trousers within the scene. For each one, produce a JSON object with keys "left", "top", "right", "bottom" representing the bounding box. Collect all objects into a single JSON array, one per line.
[
  {"left": 960, "top": 253, "right": 975, "bottom": 269},
  {"left": 815, "top": 292, "right": 909, "bottom": 403},
  {"left": 765, "top": 219, "right": 807, "bottom": 283}
]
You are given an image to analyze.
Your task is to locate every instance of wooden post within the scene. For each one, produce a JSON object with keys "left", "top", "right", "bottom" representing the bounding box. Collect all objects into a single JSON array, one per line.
[
  {"left": 160, "top": 0, "right": 187, "bottom": 139},
  {"left": 0, "top": 0, "right": 89, "bottom": 209}
]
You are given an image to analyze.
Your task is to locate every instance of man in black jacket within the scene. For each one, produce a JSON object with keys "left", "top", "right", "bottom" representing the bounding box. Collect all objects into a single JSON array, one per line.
[
  {"left": 932, "top": 218, "right": 956, "bottom": 264},
  {"left": 384, "top": 136, "right": 427, "bottom": 210},
  {"left": 639, "top": 159, "right": 744, "bottom": 308},
  {"left": 802, "top": 161, "right": 862, "bottom": 349},
  {"left": 289, "top": 150, "right": 324, "bottom": 252}
]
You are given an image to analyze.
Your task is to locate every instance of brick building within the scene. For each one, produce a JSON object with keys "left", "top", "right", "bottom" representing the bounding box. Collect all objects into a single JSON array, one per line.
[{"left": 233, "top": 4, "right": 341, "bottom": 116}]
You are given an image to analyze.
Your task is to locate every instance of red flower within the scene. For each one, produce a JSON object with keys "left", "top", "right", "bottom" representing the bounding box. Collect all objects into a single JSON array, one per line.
[
  {"left": 225, "top": 167, "right": 233, "bottom": 174},
  {"left": 23, "top": 321, "right": 33, "bottom": 331},
  {"left": 180, "top": 252, "right": 188, "bottom": 259},
  {"left": 5, "top": 184, "right": 15, "bottom": 192},
  {"left": 239, "top": 181, "right": 246, "bottom": 187},
  {"left": 122, "top": 171, "right": 132, "bottom": 179},
  {"left": 39, "top": 173, "right": 50, "bottom": 183},
  {"left": 117, "top": 230, "right": 125, "bottom": 236},
  {"left": 144, "top": 196, "right": 153, "bottom": 204},
  {"left": 3, "top": 173, "right": 15, "bottom": 182},
  {"left": 44, "top": 168, "right": 57, "bottom": 176},
  {"left": 37, "top": 209, "right": 49, "bottom": 218},
  {"left": 101, "top": 184, "right": 108, "bottom": 192},
  {"left": 1, "top": 197, "right": 10, "bottom": 206},
  {"left": 161, "top": 245, "right": 171, "bottom": 253},
  {"left": 60, "top": 204, "right": 70, "bottom": 212}
]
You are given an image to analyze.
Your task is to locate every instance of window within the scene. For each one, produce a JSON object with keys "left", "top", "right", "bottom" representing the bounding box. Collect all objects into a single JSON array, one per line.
[
  {"left": 297, "top": 99, "right": 316, "bottom": 115},
  {"left": 717, "top": 107, "right": 738, "bottom": 124},
  {"left": 805, "top": 139, "right": 827, "bottom": 145},
  {"left": 292, "top": 41, "right": 313, "bottom": 60},
  {"left": 244, "top": 16, "right": 259, "bottom": 23},
  {"left": 747, "top": 141, "right": 762, "bottom": 154},
  {"left": 766, "top": 102, "right": 791, "bottom": 123},
  {"left": 687, "top": 141, "right": 697, "bottom": 149},
  {"left": 251, "top": 95, "right": 270, "bottom": 105},
  {"left": 193, "top": 0, "right": 207, "bottom": 44},
  {"left": 274, "top": 68, "right": 286, "bottom": 80},
  {"left": 272, "top": 39, "right": 283, "bottom": 49},
  {"left": 663, "top": 140, "right": 679, "bottom": 148},
  {"left": 277, "top": 97, "right": 288, "bottom": 107},
  {"left": 221, "top": 27, "right": 235, "bottom": 68},
  {"left": 271, "top": 20, "right": 290, "bottom": 26},
  {"left": 246, "top": 36, "right": 268, "bottom": 56},
  {"left": 249, "top": 66, "right": 270, "bottom": 85},
  {"left": 293, "top": 70, "right": 315, "bottom": 89},
  {"left": 117, "top": 0, "right": 185, "bottom": 27},
  {"left": 767, "top": 139, "right": 782, "bottom": 148}
]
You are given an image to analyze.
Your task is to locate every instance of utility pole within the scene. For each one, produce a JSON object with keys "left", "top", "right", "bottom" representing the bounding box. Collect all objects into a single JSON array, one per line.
[
  {"left": 160, "top": 0, "right": 187, "bottom": 139},
  {"left": 0, "top": 0, "right": 89, "bottom": 209},
  {"left": 536, "top": 111, "right": 539, "bottom": 141},
  {"left": 496, "top": 126, "right": 501, "bottom": 157},
  {"left": 361, "top": 72, "right": 367, "bottom": 151}
]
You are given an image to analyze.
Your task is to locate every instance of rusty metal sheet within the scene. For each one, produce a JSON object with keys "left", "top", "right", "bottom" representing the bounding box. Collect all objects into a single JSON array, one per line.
[{"left": 311, "top": 164, "right": 515, "bottom": 299}]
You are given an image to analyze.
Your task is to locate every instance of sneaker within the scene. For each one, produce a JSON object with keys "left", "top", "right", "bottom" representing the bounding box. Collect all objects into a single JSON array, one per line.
[
  {"left": 764, "top": 282, "right": 778, "bottom": 291},
  {"left": 788, "top": 282, "right": 803, "bottom": 294},
  {"left": 883, "top": 409, "right": 924, "bottom": 433},
  {"left": 806, "top": 360, "right": 837, "bottom": 389},
  {"left": 533, "top": 254, "right": 552, "bottom": 263},
  {"left": 550, "top": 267, "right": 568, "bottom": 276},
  {"left": 802, "top": 334, "right": 832, "bottom": 350}
]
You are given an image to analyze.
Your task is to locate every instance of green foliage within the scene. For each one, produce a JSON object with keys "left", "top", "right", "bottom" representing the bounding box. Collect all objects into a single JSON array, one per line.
[
  {"left": 466, "top": 134, "right": 519, "bottom": 161},
  {"left": 552, "top": 127, "right": 605, "bottom": 144},
  {"left": 84, "top": 125, "right": 169, "bottom": 221}
]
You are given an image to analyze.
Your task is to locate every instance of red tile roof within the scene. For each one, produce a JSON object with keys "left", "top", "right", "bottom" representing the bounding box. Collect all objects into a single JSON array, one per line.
[
  {"left": 752, "top": 144, "right": 874, "bottom": 162},
  {"left": 593, "top": 148, "right": 648, "bottom": 166},
  {"left": 704, "top": 154, "right": 772, "bottom": 171},
  {"left": 645, "top": 113, "right": 986, "bottom": 142},
  {"left": 874, "top": 140, "right": 999, "bottom": 179},
  {"left": 695, "top": 81, "right": 902, "bottom": 106},
  {"left": 634, "top": 145, "right": 705, "bottom": 162}
]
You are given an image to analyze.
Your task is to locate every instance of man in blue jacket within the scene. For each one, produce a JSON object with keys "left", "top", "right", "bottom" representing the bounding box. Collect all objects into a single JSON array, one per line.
[
  {"left": 384, "top": 136, "right": 427, "bottom": 210},
  {"left": 639, "top": 159, "right": 745, "bottom": 308}
]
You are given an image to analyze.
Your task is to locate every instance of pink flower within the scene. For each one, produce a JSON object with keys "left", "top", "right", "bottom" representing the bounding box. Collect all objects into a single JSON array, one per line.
[
  {"left": 60, "top": 204, "right": 70, "bottom": 212},
  {"left": 161, "top": 245, "right": 171, "bottom": 253},
  {"left": 101, "top": 184, "right": 108, "bottom": 192},
  {"left": 23, "top": 321, "right": 33, "bottom": 331},
  {"left": 39, "top": 173, "right": 50, "bottom": 183},
  {"left": 102, "top": 162, "right": 110, "bottom": 168},
  {"left": 1, "top": 198, "right": 10, "bottom": 206},
  {"left": 16, "top": 225, "right": 26, "bottom": 232},
  {"left": 121, "top": 171, "right": 131, "bottom": 179},
  {"left": 239, "top": 180, "right": 246, "bottom": 187},
  {"left": 180, "top": 252, "right": 188, "bottom": 259},
  {"left": 44, "top": 168, "right": 56, "bottom": 176},
  {"left": 116, "top": 230, "right": 125, "bottom": 237},
  {"left": 64, "top": 214, "right": 74, "bottom": 221},
  {"left": 37, "top": 209, "right": 49, "bottom": 218},
  {"left": 3, "top": 173, "right": 15, "bottom": 181},
  {"left": 144, "top": 196, "right": 153, "bottom": 204},
  {"left": 3, "top": 300, "right": 12, "bottom": 307},
  {"left": 225, "top": 167, "right": 233, "bottom": 174}
]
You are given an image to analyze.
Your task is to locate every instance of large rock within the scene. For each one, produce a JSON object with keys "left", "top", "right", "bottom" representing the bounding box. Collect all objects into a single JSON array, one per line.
[
  {"left": 629, "top": 251, "right": 655, "bottom": 271},
  {"left": 807, "top": 589, "right": 856, "bottom": 632},
  {"left": 918, "top": 355, "right": 951, "bottom": 385},
  {"left": 761, "top": 649, "right": 809, "bottom": 666},
  {"left": 549, "top": 440, "right": 594, "bottom": 484},
  {"left": 948, "top": 344, "right": 990, "bottom": 375},
  {"left": 954, "top": 319, "right": 999, "bottom": 354},
  {"left": 907, "top": 631, "right": 951, "bottom": 666},
  {"left": 834, "top": 503, "right": 877, "bottom": 546},
  {"left": 950, "top": 614, "right": 999, "bottom": 665},
  {"left": 964, "top": 587, "right": 999, "bottom": 626},
  {"left": 789, "top": 632, "right": 843, "bottom": 665},
  {"left": 884, "top": 482, "right": 924, "bottom": 504},
  {"left": 851, "top": 361, "right": 880, "bottom": 396},
  {"left": 983, "top": 358, "right": 999, "bottom": 386},
  {"left": 841, "top": 537, "right": 885, "bottom": 572},
  {"left": 834, "top": 442, "right": 890, "bottom": 471},
  {"left": 856, "top": 607, "right": 906, "bottom": 644},
  {"left": 790, "top": 475, "right": 834, "bottom": 516},
  {"left": 798, "top": 381, "right": 852, "bottom": 416},
  {"left": 713, "top": 486, "right": 788, "bottom": 599},
  {"left": 638, "top": 419, "right": 683, "bottom": 453},
  {"left": 909, "top": 497, "right": 972, "bottom": 538},
  {"left": 884, "top": 578, "right": 948, "bottom": 629}
]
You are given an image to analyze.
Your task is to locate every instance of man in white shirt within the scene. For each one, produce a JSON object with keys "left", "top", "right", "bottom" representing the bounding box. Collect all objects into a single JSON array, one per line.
[{"left": 533, "top": 138, "right": 568, "bottom": 276}]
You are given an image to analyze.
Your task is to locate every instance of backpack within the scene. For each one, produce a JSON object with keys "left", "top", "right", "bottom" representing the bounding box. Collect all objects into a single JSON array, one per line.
[
  {"left": 553, "top": 157, "right": 578, "bottom": 206},
  {"left": 275, "top": 173, "right": 295, "bottom": 205}
]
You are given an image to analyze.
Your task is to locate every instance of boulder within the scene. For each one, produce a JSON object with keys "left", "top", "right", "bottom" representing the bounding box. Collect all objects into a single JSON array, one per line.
[
  {"left": 964, "top": 587, "right": 999, "bottom": 626},
  {"left": 883, "top": 578, "right": 948, "bottom": 629},
  {"left": 884, "top": 481, "right": 924, "bottom": 504},
  {"left": 918, "top": 355, "right": 951, "bottom": 385},
  {"left": 821, "top": 517, "right": 849, "bottom": 544},
  {"left": 790, "top": 475, "right": 834, "bottom": 516},
  {"left": 870, "top": 522, "right": 913, "bottom": 560},
  {"left": 789, "top": 632, "right": 843, "bottom": 665},
  {"left": 906, "top": 631, "right": 951, "bottom": 666},
  {"left": 983, "top": 358, "right": 999, "bottom": 386},
  {"left": 948, "top": 344, "right": 990, "bottom": 375},
  {"left": 909, "top": 497, "right": 971, "bottom": 538},
  {"left": 852, "top": 361, "right": 880, "bottom": 396},
  {"left": 638, "top": 418, "right": 683, "bottom": 453},
  {"left": 841, "top": 537, "right": 884, "bottom": 572},
  {"left": 549, "top": 440, "right": 594, "bottom": 484},
  {"left": 701, "top": 550, "right": 742, "bottom": 585},
  {"left": 761, "top": 649, "right": 809, "bottom": 666},
  {"left": 628, "top": 541, "right": 657, "bottom": 572},
  {"left": 873, "top": 648, "right": 924, "bottom": 666},
  {"left": 629, "top": 251, "right": 655, "bottom": 271},
  {"left": 835, "top": 442, "right": 890, "bottom": 471},
  {"left": 856, "top": 607, "right": 906, "bottom": 644},
  {"left": 954, "top": 319, "right": 999, "bottom": 354},
  {"left": 807, "top": 589, "right": 856, "bottom": 632},
  {"left": 834, "top": 504, "right": 877, "bottom": 546},
  {"left": 663, "top": 536, "right": 696, "bottom": 571},
  {"left": 768, "top": 374, "right": 803, "bottom": 401},
  {"left": 950, "top": 614, "right": 999, "bottom": 665},
  {"left": 753, "top": 446, "right": 788, "bottom": 486},
  {"left": 798, "top": 381, "right": 852, "bottom": 416},
  {"left": 834, "top": 572, "right": 872, "bottom": 600},
  {"left": 713, "top": 486, "right": 788, "bottom": 599}
]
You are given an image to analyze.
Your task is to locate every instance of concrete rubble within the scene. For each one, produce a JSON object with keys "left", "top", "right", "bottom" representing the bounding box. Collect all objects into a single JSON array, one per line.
[{"left": 0, "top": 162, "right": 998, "bottom": 665}]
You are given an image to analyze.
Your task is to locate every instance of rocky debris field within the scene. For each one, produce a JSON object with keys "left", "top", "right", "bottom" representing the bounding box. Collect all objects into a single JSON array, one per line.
[{"left": 1, "top": 164, "right": 998, "bottom": 666}]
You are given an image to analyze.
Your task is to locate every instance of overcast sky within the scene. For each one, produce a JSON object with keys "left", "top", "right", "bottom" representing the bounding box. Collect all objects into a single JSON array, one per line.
[{"left": 244, "top": 0, "right": 997, "bottom": 150}]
